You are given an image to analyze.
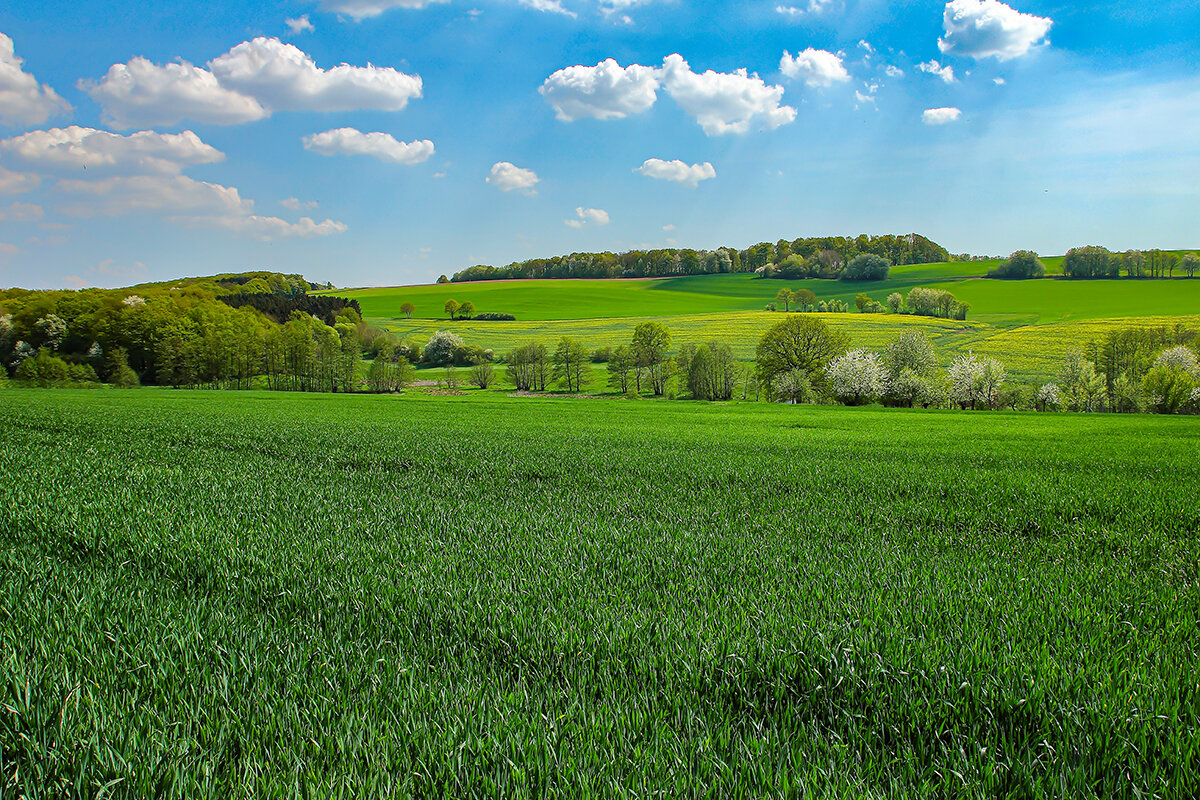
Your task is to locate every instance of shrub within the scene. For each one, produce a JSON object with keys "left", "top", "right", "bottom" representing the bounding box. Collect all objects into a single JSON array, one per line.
[
  {"left": 422, "top": 330, "right": 465, "bottom": 366},
  {"left": 841, "top": 254, "right": 891, "bottom": 281},
  {"left": 988, "top": 250, "right": 1046, "bottom": 279},
  {"left": 473, "top": 312, "right": 516, "bottom": 321}
]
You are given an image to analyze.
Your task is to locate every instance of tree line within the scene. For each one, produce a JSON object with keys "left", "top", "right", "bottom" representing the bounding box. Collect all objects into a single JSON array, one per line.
[{"left": 446, "top": 234, "right": 950, "bottom": 282}]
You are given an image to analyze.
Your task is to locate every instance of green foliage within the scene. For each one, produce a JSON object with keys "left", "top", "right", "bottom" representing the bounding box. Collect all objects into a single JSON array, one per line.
[
  {"left": 551, "top": 336, "right": 590, "bottom": 393},
  {"left": 1063, "top": 245, "right": 1118, "bottom": 279},
  {"left": 841, "top": 253, "right": 891, "bottom": 281},
  {"left": 630, "top": 321, "right": 671, "bottom": 396},
  {"left": 755, "top": 315, "right": 849, "bottom": 398},
  {"left": 505, "top": 342, "right": 550, "bottom": 392},
  {"left": 449, "top": 233, "right": 948, "bottom": 282},
  {"left": 1142, "top": 364, "right": 1196, "bottom": 414},
  {"left": 988, "top": 250, "right": 1046, "bottom": 279}
]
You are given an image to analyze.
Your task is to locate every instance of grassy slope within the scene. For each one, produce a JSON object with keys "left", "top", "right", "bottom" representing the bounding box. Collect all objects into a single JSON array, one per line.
[
  {"left": 322, "top": 261, "right": 1200, "bottom": 382},
  {"left": 3, "top": 389, "right": 1197, "bottom": 796},
  {"left": 327, "top": 271, "right": 1200, "bottom": 326}
]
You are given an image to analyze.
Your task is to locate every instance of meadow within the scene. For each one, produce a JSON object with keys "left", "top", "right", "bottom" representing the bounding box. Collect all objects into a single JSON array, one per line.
[
  {"left": 3, "top": 389, "right": 1198, "bottom": 797},
  {"left": 323, "top": 268, "right": 1200, "bottom": 326},
  {"left": 322, "top": 270, "right": 1200, "bottom": 384}
]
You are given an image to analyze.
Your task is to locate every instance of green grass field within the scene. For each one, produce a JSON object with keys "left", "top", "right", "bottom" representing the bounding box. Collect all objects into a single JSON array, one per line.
[
  {"left": 321, "top": 267, "right": 1200, "bottom": 384},
  {"left": 3, "top": 389, "right": 1197, "bottom": 797},
  {"left": 322, "top": 267, "right": 1200, "bottom": 326}
]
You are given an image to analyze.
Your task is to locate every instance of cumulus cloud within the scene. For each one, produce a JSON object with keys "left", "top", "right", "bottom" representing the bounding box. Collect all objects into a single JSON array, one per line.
[
  {"left": 210, "top": 38, "right": 422, "bottom": 113},
  {"left": 0, "top": 241, "right": 19, "bottom": 256},
  {"left": 281, "top": 197, "right": 318, "bottom": 210},
  {"left": 917, "top": 59, "right": 956, "bottom": 83},
  {"left": 564, "top": 206, "right": 609, "bottom": 228},
  {"left": 84, "top": 37, "right": 422, "bottom": 128},
  {"left": 0, "top": 126, "right": 223, "bottom": 175},
  {"left": 520, "top": 0, "right": 576, "bottom": 16},
  {"left": 0, "top": 33, "right": 71, "bottom": 127},
  {"left": 487, "top": 161, "right": 539, "bottom": 194},
  {"left": 922, "top": 106, "right": 962, "bottom": 125},
  {"left": 0, "top": 201, "right": 42, "bottom": 221},
  {"left": 0, "top": 124, "right": 345, "bottom": 240},
  {"left": 779, "top": 48, "right": 850, "bottom": 88},
  {"left": 82, "top": 58, "right": 266, "bottom": 129},
  {"left": 318, "top": 0, "right": 448, "bottom": 20},
  {"left": 634, "top": 158, "right": 715, "bottom": 188},
  {"left": 776, "top": 0, "right": 835, "bottom": 17},
  {"left": 51, "top": 173, "right": 346, "bottom": 240},
  {"left": 55, "top": 174, "right": 249, "bottom": 217},
  {"left": 540, "top": 59, "right": 659, "bottom": 121},
  {"left": 302, "top": 127, "right": 434, "bottom": 164},
  {"left": 180, "top": 214, "right": 348, "bottom": 240},
  {"left": 540, "top": 54, "right": 796, "bottom": 135},
  {"left": 938, "top": 0, "right": 1052, "bottom": 61},
  {"left": 0, "top": 165, "right": 39, "bottom": 194},
  {"left": 286, "top": 15, "right": 315, "bottom": 33},
  {"left": 884, "top": 65, "right": 904, "bottom": 78},
  {"left": 659, "top": 54, "right": 795, "bottom": 136}
]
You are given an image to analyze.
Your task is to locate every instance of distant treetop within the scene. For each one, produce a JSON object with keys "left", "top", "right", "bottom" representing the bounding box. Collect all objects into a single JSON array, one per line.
[{"left": 448, "top": 233, "right": 950, "bottom": 283}]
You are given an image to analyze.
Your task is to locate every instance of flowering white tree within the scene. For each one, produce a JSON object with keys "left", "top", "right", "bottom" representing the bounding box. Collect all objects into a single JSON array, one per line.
[
  {"left": 1058, "top": 348, "right": 1107, "bottom": 412},
  {"left": 826, "top": 348, "right": 885, "bottom": 405},
  {"left": 948, "top": 352, "right": 1006, "bottom": 409},
  {"left": 122, "top": 295, "right": 146, "bottom": 307},
  {"left": 421, "top": 330, "right": 464, "bottom": 366},
  {"left": 1154, "top": 345, "right": 1200, "bottom": 378},
  {"left": 1037, "top": 382, "right": 1061, "bottom": 411}
]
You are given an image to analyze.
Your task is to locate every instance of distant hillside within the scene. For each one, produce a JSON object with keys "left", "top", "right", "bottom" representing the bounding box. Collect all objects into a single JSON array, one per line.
[{"left": 448, "top": 233, "right": 951, "bottom": 283}]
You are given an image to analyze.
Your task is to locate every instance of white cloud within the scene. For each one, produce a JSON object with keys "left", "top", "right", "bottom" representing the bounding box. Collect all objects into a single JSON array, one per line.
[
  {"left": 779, "top": 49, "right": 850, "bottom": 88},
  {"left": 0, "top": 126, "right": 223, "bottom": 175},
  {"left": 487, "top": 161, "right": 539, "bottom": 194},
  {"left": 51, "top": 173, "right": 346, "bottom": 240},
  {"left": 210, "top": 38, "right": 422, "bottom": 113},
  {"left": 540, "top": 59, "right": 659, "bottom": 121},
  {"left": 855, "top": 91, "right": 875, "bottom": 106},
  {"left": 82, "top": 58, "right": 266, "bottom": 129},
  {"left": 659, "top": 54, "right": 795, "bottom": 136},
  {"left": 635, "top": 158, "right": 715, "bottom": 188},
  {"left": 858, "top": 40, "right": 874, "bottom": 54},
  {"left": 85, "top": 37, "right": 422, "bottom": 128},
  {"left": 318, "top": 0, "right": 448, "bottom": 20},
  {"left": 281, "top": 197, "right": 318, "bottom": 210},
  {"left": 922, "top": 106, "right": 962, "bottom": 125},
  {"left": 0, "top": 201, "right": 42, "bottom": 221},
  {"left": 662, "top": 223, "right": 675, "bottom": 231},
  {"left": 917, "top": 59, "right": 956, "bottom": 83},
  {"left": 286, "top": 15, "right": 315, "bottom": 33},
  {"left": 520, "top": 0, "right": 576, "bottom": 16},
  {"left": 180, "top": 214, "right": 347, "bottom": 240},
  {"left": 775, "top": 0, "right": 835, "bottom": 16},
  {"left": 0, "top": 241, "right": 20, "bottom": 255},
  {"left": 884, "top": 65, "right": 904, "bottom": 78},
  {"left": 938, "top": 0, "right": 1052, "bottom": 61},
  {"left": 0, "top": 165, "right": 39, "bottom": 194},
  {"left": 0, "top": 33, "right": 71, "bottom": 127},
  {"left": 993, "top": 77, "right": 1006, "bottom": 85},
  {"left": 55, "top": 174, "right": 249, "bottom": 217},
  {"left": 302, "top": 127, "right": 434, "bottom": 164},
  {"left": 564, "top": 206, "right": 609, "bottom": 228}
]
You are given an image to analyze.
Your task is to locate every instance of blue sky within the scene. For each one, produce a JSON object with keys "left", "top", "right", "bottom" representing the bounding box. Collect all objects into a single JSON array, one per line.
[{"left": 0, "top": 0, "right": 1197, "bottom": 289}]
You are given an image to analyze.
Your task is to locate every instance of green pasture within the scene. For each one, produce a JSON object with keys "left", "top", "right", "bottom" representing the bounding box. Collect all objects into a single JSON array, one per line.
[
  {"left": 3, "top": 390, "right": 1198, "bottom": 797},
  {"left": 394, "top": 312, "right": 1200, "bottom": 383},
  {"left": 327, "top": 271, "right": 1200, "bottom": 333}
]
